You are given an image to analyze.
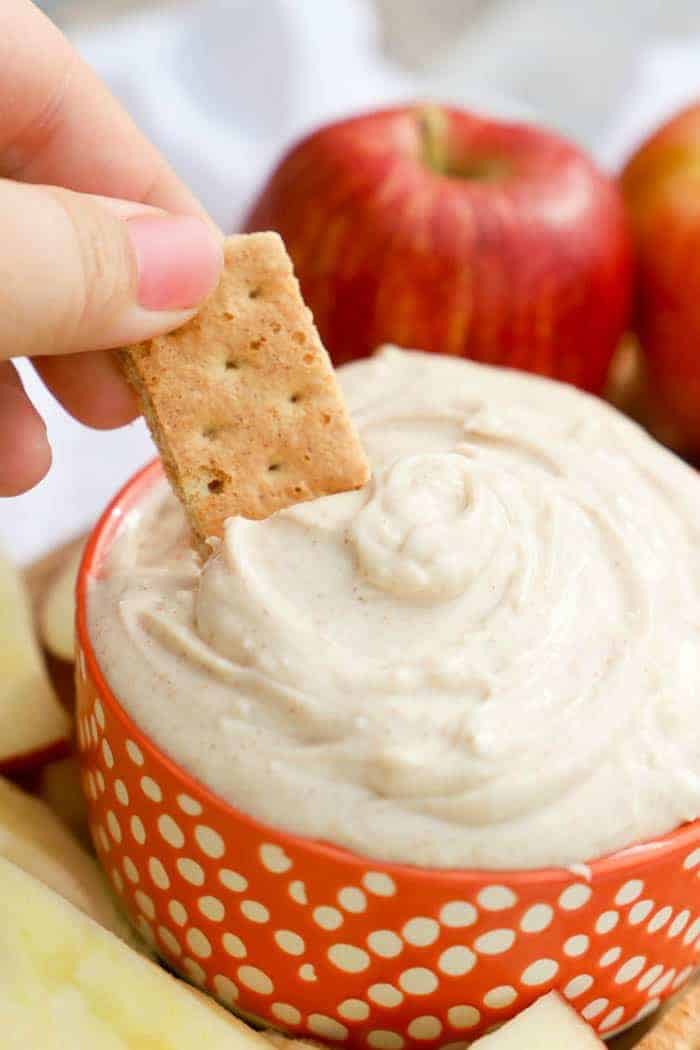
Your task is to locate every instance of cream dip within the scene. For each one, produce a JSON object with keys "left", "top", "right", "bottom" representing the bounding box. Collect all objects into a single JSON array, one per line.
[{"left": 89, "top": 347, "right": 700, "bottom": 869}]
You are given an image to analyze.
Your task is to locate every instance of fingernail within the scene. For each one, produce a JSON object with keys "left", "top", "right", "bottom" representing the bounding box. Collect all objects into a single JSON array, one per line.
[{"left": 127, "top": 214, "right": 223, "bottom": 311}]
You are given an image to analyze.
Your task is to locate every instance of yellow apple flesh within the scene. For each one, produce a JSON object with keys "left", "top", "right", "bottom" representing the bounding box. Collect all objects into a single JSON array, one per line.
[
  {"left": 0, "top": 856, "right": 271, "bottom": 1049},
  {"left": 0, "top": 546, "right": 70, "bottom": 772}
]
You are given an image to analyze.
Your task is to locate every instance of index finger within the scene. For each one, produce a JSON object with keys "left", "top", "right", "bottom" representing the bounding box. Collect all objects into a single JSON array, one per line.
[{"left": 0, "top": 0, "right": 206, "bottom": 216}]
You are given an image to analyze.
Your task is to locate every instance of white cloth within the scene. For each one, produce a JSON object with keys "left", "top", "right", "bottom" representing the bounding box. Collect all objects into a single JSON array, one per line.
[{"left": 4, "top": 0, "right": 700, "bottom": 563}]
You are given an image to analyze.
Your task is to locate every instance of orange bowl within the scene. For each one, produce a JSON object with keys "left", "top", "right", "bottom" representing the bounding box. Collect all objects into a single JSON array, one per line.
[{"left": 76, "top": 460, "right": 700, "bottom": 1046}]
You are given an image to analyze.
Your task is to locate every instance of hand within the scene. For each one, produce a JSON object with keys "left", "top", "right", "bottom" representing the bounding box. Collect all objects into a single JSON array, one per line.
[{"left": 0, "top": 0, "right": 224, "bottom": 496}]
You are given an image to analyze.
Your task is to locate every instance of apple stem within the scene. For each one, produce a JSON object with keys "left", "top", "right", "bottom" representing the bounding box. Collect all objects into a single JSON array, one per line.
[{"left": 417, "top": 105, "right": 449, "bottom": 175}]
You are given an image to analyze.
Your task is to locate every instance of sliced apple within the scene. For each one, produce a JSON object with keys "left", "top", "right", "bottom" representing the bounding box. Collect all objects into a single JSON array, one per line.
[
  {"left": 39, "top": 537, "right": 84, "bottom": 662},
  {"left": 0, "top": 856, "right": 271, "bottom": 1049},
  {"left": 472, "top": 992, "right": 605, "bottom": 1047},
  {"left": 0, "top": 774, "right": 138, "bottom": 947},
  {"left": 0, "top": 546, "right": 70, "bottom": 772},
  {"left": 37, "top": 756, "right": 90, "bottom": 847}
]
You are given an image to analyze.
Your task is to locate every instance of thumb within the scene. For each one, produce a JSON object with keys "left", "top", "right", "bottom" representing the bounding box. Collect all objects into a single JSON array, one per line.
[{"left": 0, "top": 179, "right": 223, "bottom": 359}]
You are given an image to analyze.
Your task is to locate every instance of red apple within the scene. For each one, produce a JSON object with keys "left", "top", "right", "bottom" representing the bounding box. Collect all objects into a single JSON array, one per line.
[
  {"left": 245, "top": 105, "right": 633, "bottom": 393},
  {"left": 621, "top": 103, "right": 700, "bottom": 454}
]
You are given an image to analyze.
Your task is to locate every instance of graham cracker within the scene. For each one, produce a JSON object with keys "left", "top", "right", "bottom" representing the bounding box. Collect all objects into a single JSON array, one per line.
[
  {"left": 121, "top": 232, "right": 369, "bottom": 546},
  {"left": 635, "top": 980, "right": 700, "bottom": 1049}
]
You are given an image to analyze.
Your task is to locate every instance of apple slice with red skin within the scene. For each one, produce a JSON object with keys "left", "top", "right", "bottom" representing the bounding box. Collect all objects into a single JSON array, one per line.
[
  {"left": 245, "top": 104, "right": 633, "bottom": 394},
  {"left": 471, "top": 992, "right": 606, "bottom": 1047},
  {"left": 0, "top": 545, "right": 70, "bottom": 774}
]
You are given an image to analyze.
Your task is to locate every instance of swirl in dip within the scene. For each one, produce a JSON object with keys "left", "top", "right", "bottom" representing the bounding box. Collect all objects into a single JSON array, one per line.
[{"left": 89, "top": 347, "right": 700, "bottom": 870}]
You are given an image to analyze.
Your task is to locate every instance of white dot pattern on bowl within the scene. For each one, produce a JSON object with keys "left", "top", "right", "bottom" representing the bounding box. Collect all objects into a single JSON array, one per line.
[
  {"left": 148, "top": 857, "right": 169, "bottom": 890},
  {"left": 328, "top": 945, "right": 371, "bottom": 974},
  {"left": 314, "top": 906, "right": 344, "bottom": 931},
  {"left": 600, "top": 1005, "right": 625, "bottom": 1032},
  {"left": 125, "top": 739, "right": 144, "bottom": 765},
  {"left": 407, "top": 1016, "right": 442, "bottom": 1040},
  {"left": 219, "top": 868, "right": 247, "bottom": 893},
  {"left": 558, "top": 884, "right": 592, "bottom": 911},
  {"left": 520, "top": 904, "right": 553, "bottom": 934},
  {"left": 182, "top": 957, "right": 206, "bottom": 986},
  {"left": 130, "top": 815, "right": 146, "bottom": 845},
  {"left": 177, "top": 794, "right": 202, "bottom": 817},
  {"left": 398, "top": 968, "right": 438, "bottom": 996},
  {"left": 158, "top": 925, "right": 181, "bottom": 957},
  {"left": 446, "top": 1006, "right": 480, "bottom": 1029},
  {"left": 582, "top": 998, "right": 609, "bottom": 1021},
  {"left": 260, "top": 843, "right": 292, "bottom": 874},
  {"left": 338, "top": 887, "right": 367, "bottom": 914},
  {"left": 288, "top": 880, "right": 307, "bottom": 905},
  {"left": 274, "top": 930, "right": 305, "bottom": 956},
  {"left": 564, "top": 934, "right": 589, "bottom": 957},
  {"left": 595, "top": 910, "right": 619, "bottom": 935},
  {"left": 75, "top": 683, "right": 700, "bottom": 1046},
  {"left": 565, "top": 974, "right": 594, "bottom": 999},
  {"left": 134, "top": 890, "right": 155, "bottom": 920},
  {"left": 168, "top": 900, "right": 187, "bottom": 927},
  {"left": 213, "top": 974, "right": 238, "bottom": 1006},
  {"left": 648, "top": 905, "right": 673, "bottom": 933},
  {"left": 600, "top": 947, "right": 622, "bottom": 967},
  {"left": 308, "top": 1015, "right": 348, "bottom": 1042},
  {"left": 629, "top": 900, "right": 654, "bottom": 926},
  {"left": 272, "top": 1002, "right": 302, "bottom": 1025},
  {"left": 238, "top": 965, "right": 274, "bottom": 995},
  {"left": 483, "top": 985, "right": 517, "bottom": 1009},
  {"left": 367, "top": 930, "right": 403, "bottom": 958},
  {"left": 477, "top": 886, "right": 517, "bottom": 912},
  {"left": 615, "top": 956, "right": 646, "bottom": 984},
  {"left": 122, "top": 856, "right": 138, "bottom": 884},
  {"left": 362, "top": 873, "right": 396, "bottom": 897},
  {"left": 241, "top": 900, "right": 270, "bottom": 924},
  {"left": 616, "top": 880, "right": 644, "bottom": 906},
  {"left": 474, "top": 929, "right": 515, "bottom": 955},
  {"left": 668, "top": 909, "right": 691, "bottom": 938},
  {"left": 222, "top": 932, "right": 247, "bottom": 959},
  {"left": 198, "top": 895, "right": 225, "bottom": 922},
  {"left": 368, "top": 983, "right": 403, "bottom": 1008},
  {"left": 438, "top": 946, "right": 476, "bottom": 977},
  {"left": 194, "top": 825, "right": 225, "bottom": 859},
  {"left": 403, "top": 918, "right": 439, "bottom": 947},
  {"left": 177, "top": 858, "right": 204, "bottom": 886},
  {"left": 338, "top": 1000, "right": 370, "bottom": 1022},
  {"left": 140, "top": 775, "right": 162, "bottom": 802},
  {"left": 684, "top": 848, "right": 700, "bottom": 870},
  {"left": 637, "top": 963, "right": 664, "bottom": 991},
  {"left": 367, "top": 1031, "right": 404, "bottom": 1050},
  {"left": 439, "top": 901, "right": 477, "bottom": 928}
]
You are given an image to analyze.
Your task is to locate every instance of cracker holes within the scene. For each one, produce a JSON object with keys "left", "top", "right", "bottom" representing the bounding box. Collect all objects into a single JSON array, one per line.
[
  {"left": 248, "top": 287, "right": 261, "bottom": 300},
  {"left": 290, "top": 393, "right": 302, "bottom": 404},
  {"left": 293, "top": 331, "right": 306, "bottom": 345},
  {"left": 202, "top": 426, "right": 219, "bottom": 440},
  {"left": 225, "top": 359, "right": 239, "bottom": 371},
  {"left": 208, "top": 479, "right": 224, "bottom": 493},
  {"left": 268, "top": 463, "right": 282, "bottom": 473}
]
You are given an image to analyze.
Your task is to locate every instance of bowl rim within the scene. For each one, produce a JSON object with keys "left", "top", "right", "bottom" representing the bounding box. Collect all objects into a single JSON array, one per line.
[{"left": 76, "top": 458, "right": 700, "bottom": 887}]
